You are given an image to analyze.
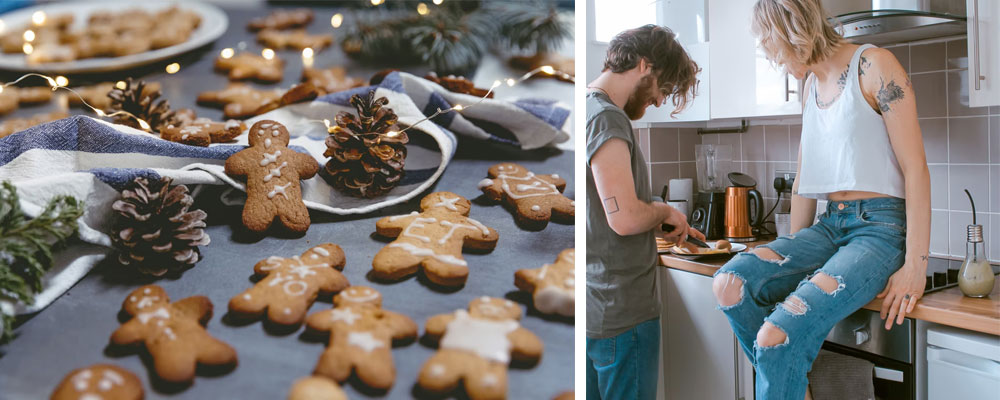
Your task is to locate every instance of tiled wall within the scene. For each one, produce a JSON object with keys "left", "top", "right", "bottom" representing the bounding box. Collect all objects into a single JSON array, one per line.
[{"left": 639, "top": 37, "right": 1000, "bottom": 262}]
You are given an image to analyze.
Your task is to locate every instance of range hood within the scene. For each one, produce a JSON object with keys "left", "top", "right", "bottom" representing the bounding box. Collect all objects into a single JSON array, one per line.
[{"left": 824, "top": 0, "right": 966, "bottom": 45}]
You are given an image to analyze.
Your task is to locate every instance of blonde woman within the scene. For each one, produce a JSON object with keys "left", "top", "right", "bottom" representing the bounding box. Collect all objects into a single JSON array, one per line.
[{"left": 712, "top": 0, "right": 931, "bottom": 398}]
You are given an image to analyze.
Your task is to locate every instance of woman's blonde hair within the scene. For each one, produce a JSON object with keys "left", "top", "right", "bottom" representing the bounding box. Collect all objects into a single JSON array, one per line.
[{"left": 751, "top": 0, "right": 845, "bottom": 66}]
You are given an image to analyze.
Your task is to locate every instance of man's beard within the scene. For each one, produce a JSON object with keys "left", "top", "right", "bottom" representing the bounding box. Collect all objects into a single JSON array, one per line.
[{"left": 624, "top": 74, "right": 659, "bottom": 120}]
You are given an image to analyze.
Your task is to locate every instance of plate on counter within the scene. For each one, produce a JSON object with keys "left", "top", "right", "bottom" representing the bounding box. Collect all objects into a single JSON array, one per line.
[
  {"left": 660, "top": 238, "right": 747, "bottom": 259},
  {"left": 0, "top": 2, "right": 227, "bottom": 73}
]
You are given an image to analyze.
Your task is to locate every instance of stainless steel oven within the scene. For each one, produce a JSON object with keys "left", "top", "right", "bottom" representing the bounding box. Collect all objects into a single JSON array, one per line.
[{"left": 824, "top": 308, "right": 916, "bottom": 400}]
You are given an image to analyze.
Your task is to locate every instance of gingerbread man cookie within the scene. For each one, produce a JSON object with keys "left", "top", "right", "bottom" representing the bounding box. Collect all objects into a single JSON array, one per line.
[
  {"left": 305, "top": 286, "right": 417, "bottom": 389},
  {"left": 110, "top": 285, "right": 237, "bottom": 383},
  {"left": 257, "top": 29, "right": 332, "bottom": 51},
  {"left": 418, "top": 296, "right": 543, "bottom": 400},
  {"left": 514, "top": 248, "right": 575, "bottom": 317},
  {"left": 247, "top": 9, "right": 314, "bottom": 31},
  {"left": 214, "top": 52, "right": 284, "bottom": 82},
  {"left": 287, "top": 376, "right": 347, "bottom": 400},
  {"left": 224, "top": 120, "right": 319, "bottom": 233},
  {"left": 479, "top": 162, "right": 574, "bottom": 230},
  {"left": 51, "top": 364, "right": 143, "bottom": 400},
  {"left": 372, "top": 192, "right": 499, "bottom": 286},
  {"left": 197, "top": 83, "right": 284, "bottom": 119},
  {"left": 161, "top": 118, "right": 245, "bottom": 147},
  {"left": 229, "top": 244, "right": 348, "bottom": 326},
  {"left": 302, "top": 66, "right": 366, "bottom": 95}
]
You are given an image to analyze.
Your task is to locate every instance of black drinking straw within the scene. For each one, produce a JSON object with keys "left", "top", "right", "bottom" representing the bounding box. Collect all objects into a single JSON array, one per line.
[{"left": 965, "top": 189, "right": 977, "bottom": 225}]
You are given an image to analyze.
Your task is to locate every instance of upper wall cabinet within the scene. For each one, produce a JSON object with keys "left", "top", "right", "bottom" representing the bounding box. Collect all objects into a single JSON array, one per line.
[
  {"left": 967, "top": 0, "right": 1000, "bottom": 107},
  {"left": 587, "top": 0, "right": 711, "bottom": 123},
  {"left": 708, "top": 0, "right": 803, "bottom": 119}
]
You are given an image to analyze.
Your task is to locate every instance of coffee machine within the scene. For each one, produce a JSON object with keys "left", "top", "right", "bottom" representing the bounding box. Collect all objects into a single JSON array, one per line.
[
  {"left": 725, "top": 172, "right": 763, "bottom": 242},
  {"left": 691, "top": 145, "right": 733, "bottom": 240}
]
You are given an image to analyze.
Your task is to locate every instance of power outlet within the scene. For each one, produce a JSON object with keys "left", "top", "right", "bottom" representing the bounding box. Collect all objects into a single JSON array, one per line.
[{"left": 774, "top": 170, "right": 796, "bottom": 193}]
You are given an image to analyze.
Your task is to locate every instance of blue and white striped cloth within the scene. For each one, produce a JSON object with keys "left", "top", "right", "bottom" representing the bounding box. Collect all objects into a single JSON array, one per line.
[{"left": 0, "top": 71, "right": 569, "bottom": 317}]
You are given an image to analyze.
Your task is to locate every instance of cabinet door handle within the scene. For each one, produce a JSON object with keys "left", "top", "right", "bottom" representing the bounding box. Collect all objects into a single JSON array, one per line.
[{"left": 972, "top": 0, "right": 983, "bottom": 90}]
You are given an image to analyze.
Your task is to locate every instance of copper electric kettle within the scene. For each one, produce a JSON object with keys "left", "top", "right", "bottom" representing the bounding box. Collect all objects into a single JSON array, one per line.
[{"left": 724, "top": 172, "right": 763, "bottom": 242}]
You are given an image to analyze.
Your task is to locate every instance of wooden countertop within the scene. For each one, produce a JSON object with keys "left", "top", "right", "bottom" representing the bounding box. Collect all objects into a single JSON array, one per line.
[{"left": 659, "top": 241, "right": 1000, "bottom": 336}]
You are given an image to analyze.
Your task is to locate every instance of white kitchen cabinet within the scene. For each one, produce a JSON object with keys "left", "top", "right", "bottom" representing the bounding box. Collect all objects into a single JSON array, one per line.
[
  {"left": 658, "top": 267, "right": 754, "bottom": 399},
  {"left": 708, "top": 0, "right": 802, "bottom": 119},
  {"left": 967, "top": 0, "right": 1000, "bottom": 107}
]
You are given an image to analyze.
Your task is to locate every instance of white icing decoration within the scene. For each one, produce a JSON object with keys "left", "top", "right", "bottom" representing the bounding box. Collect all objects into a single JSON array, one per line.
[
  {"left": 437, "top": 220, "right": 478, "bottom": 244},
  {"left": 80, "top": 395, "right": 102, "bottom": 400},
  {"left": 136, "top": 296, "right": 159, "bottom": 309},
  {"left": 267, "top": 182, "right": 291, "bottom": 199},
  {"left": 551, "top": 174, "right": 559, "bottom": 179},
  {"left": 72, "top": 369, "right": 92, "bottom": 391},
  {"left": 271, "top": 129, "right": 280, "bottom": 137},
  {"left": 482, "top": 373, "right": 498, "bottom": 387},
  {"left": 570, "top": 201, "right": 575, "bottom": 207},
  {"left": 261, "top": 256, "right": 284, "bottom": 270},
  {"left": 429, "top": 363, "right": 446, "bottom": 377},
  {"left": 465, "top": 217, "right": 491, "bottom": 235},
  {"left": 130, "top": 296, "right": 137, "bottom": 302},
  {"left": 157, "top": 320, "right": 164, "bottom": 327},
  {"left": 388, "top": 243, "right": 467, "bottom": 266},
  {"left": 243, "top": 293, "right": 251, "bottom": 300},
  {"left": 341, "top": 287, "right": 379, "bottom": 303},
  {"left": 287, "top": 257, "right": 319, "bottom": 279},
  {"left": 269, "top": 273, "right": 309, "bottom": 296},
  {"left": 440, "top": 310, "right": 518, "bottom": 363},
  {"left": 347, "top": 331, "right": 384, "bottom": 352},
  {"left": 260, "top": 150, "right": 281, "bottom": 166},
  {"left": 97, "top": 369, "right": 123, "bottom": 391},
  {"left": 433, "top": 196, "right": 461, "bottom": 211},
  {"left": 531, "top": 205, "right": 541, "bottom": 211},
  {"left": 225, "top": 119, "right": 241, "bottom": 130},
  {"left": 477, "top": 178, "right": 494, "bottom": 190},
  {"left": 330, "top": 308, "right": 360, "bottom": 325},
  {"left": 283, "top": 308, "right": 292, "bottom": 315},
  {"left": 505, "top": 300, "right": 515, "bottom": 307},
  {"left": 560, "top": 250, "right": 575, "bottom": 265},
  {"left": 260, "top": 123, "right": 273, "bottom": 129},
  {"left": 400, "top": 217, "right": 435, "bottom": 243},
  {"left": 534, "top": 285, "right": 574, "bottom": 316},
  {"left": 566, "top": 278, "right": 575, "bottom": 287},
  {"left": 181, "top": 133, "right": 189, "bottom": 140},
  {"left": 137, "top": 308, "right": 170, "bottom": 324},
  {"left": 388, "top": 211, "right": 419, "bottom": 221},
  {"left": 180, "top": 125, "right": 202, "bottom": 135},
  {"left": 143, "top": 288, "right": 151, "bottom": 294},
  {"left": 313, "top": 247, "right": 330, "bottom": 256},
  {"left": 478, "top": 304, "right": 505, "bottom": 317},
  {"left": 264, "top": 138, "right": 272, "bottom": 147},
  {"left": 163, "top": 327, "right": 177, "bottom": 340},
  {"left": 479, "top": 296, "right": 490, "bottom": 302},
  {"left": 496, "top": 171, "right": 560, "bottom": 200}
]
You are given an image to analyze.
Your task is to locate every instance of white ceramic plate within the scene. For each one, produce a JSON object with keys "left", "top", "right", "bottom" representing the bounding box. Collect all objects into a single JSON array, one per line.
[
  {"left": 0, "top": 2, "right": 227, "bottom": 73},
  {"left": 663, "top": 241, "right": 748, "bottom": 257}
]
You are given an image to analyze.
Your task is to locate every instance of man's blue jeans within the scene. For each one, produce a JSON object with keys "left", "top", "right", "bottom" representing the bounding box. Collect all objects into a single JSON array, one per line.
[{"left": 586, "top": 317, "right": 660, "bottom": 400}]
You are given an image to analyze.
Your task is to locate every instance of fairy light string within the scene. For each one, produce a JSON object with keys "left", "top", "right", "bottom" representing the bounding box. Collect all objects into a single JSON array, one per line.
[{"left": 1, "top": 73, "right": 153, "bottom": 130}]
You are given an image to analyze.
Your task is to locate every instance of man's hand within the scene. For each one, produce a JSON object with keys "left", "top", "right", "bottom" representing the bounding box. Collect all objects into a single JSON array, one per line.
[{"left": 660, "top": 206, "right": 705, "bottom": 246}]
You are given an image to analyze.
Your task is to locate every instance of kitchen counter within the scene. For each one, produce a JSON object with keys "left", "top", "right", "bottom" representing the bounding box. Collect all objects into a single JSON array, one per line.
[{"left": 659, "top": 241, "right": 1000, "bottom": 336}]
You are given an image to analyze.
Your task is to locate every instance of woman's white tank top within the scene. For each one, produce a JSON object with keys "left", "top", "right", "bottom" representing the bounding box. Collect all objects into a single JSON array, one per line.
[{"left": 797, "top": 44, "right": 906, "bottom": 200}]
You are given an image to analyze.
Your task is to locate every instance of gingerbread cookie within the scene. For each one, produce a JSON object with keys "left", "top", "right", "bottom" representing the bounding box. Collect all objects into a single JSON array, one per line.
[
  {"left": 197, "top": 83, "right": 284, "bottom": 119},
  {"left": 553, "top": 391, "right": 575, "bottom": 400},
  {"left": 479, "top": 163, "right": 575, "bottom": 230},
  {"left": 287, "top": 376, "right": 347, "bottom": 400},
  {"left": 425, "top": 72, "right": 493, "bottom": 98},
  {"left": 0, "top": 110, "right": 68, "bottom": 139},
  {"left": 258, "top": 29, "right": 332, "bottom": 51},
  {"left": 229, "top": 244, "right": 348, "bottom": 326},
  {"left": 302, "top": 66, "right": 366, "bottom": 95},
  {"left": 514, "top": 249, "right": 575, "bottom": 317},
  {"left": 419, "top": 297, "right": 543, "bottom": 400},
  {"left": 67, "top": 82, "right": 115, "bottom": 111},
  {"left": 51, "top": 364, "right": 143, "bottom": 400},
  {"left": 0, "top": 86, "right": 53, "bottom": 116},
  {"left": 110, "top": 285, "right": 237, "bottom": 383},
  {"left": 305, "top": 286, "right": 417, "bottom": 389},
  {"left": 253, "top": 82, "right": 321, "bottom": 116},
  {"left": 214, "top": 52, "right": 284, "bottom": 82},
  {"left": 161, "top": 118, "right": 245, "bottom": 147},
  {"left": 247, "top": 9, "right": 314, "bottom": 31},
  {"left": 224, "top": 120, "right": 319, "bottom": 233},
  {"left": 509, "top": 53, "right": 575, "bottom": 83},
  {"left": 372, "top": 192, "right": 499, "bottom": 286}
]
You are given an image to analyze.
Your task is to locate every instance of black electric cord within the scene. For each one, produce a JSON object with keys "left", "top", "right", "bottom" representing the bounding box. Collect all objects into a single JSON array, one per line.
[{"left": 756, "top": 191, "right": 783, "bottom": 236}]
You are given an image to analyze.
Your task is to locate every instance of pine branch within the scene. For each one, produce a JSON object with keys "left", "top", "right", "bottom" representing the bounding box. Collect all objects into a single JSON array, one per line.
[
  {"left": 494, "top": 2, "right": 570, "bottom": 54},
  {"left": 0, "top": 181, "right": 83, "bottom": 344}
]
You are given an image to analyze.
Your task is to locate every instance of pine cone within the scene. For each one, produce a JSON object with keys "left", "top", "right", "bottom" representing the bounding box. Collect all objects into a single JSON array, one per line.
[
  {"left": 323, "top": 90, "right": 408, "bottom": 198},
  {"left": 112, "top": 177, "right": 210, "bottom": 276},
  {"left": 107, "top": 78, "right": 177, "bottom": 133}
]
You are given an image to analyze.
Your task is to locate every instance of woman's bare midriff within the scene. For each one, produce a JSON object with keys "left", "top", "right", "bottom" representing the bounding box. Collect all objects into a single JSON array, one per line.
[{"left": 827, "top": 190, "right": 893, "bottom": 201}]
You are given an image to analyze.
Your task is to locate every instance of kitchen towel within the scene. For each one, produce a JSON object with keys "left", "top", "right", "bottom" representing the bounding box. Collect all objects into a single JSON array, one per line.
[
  {"left": 807, "top": 350, "right": 876, "bottom": 400},
  {"left": 0, "top": 70, "right": 570, "bottom": 319}
]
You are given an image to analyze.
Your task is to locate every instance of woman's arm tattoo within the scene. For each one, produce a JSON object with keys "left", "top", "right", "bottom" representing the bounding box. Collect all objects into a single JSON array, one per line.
[{"left": 876, "top": 77, "right": 906, "bottom": 113}]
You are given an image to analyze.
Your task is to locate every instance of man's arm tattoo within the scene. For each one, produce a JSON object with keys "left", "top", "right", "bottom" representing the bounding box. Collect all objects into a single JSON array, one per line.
[
  {"left": 603, "top": 197, "right": 620, "bottom": 214},
  {"left": 876, "top": 77, "right": 905, "bottom": 113}
]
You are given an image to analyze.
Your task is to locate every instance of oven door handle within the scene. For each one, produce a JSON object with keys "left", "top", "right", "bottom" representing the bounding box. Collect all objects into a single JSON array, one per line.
[{"left": 873, "top": 366, "right": 905, "bottom": 382}]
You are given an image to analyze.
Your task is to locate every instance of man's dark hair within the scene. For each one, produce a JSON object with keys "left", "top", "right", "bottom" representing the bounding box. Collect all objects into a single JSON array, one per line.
[{"left": 603, "top": 24, "right": 700, "bottom": 116}]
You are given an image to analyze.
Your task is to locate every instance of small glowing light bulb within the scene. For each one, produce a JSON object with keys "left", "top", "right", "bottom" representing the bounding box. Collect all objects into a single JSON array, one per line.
[
  {"left": 492, "top": 80, "right": 501, "bottom": 88},
  {"left": 0, "top": 20, "right": 6, "bottom": 34},
  {"left": 22, "top": 43, "right": 32, "bottom": 54},
  {"left": 433, "top": 0, "right": 443, "bottom": 4},
  {"left": 506, "top": 78, "right": 515, "bottom": 87},
  {"left": 115, "top": 80, "right": 126, "bottom": 90},
  {"left": 453, "top": 104, "right": 464, "bottom": 111},
  {"left": 302, "top": 47, "right": 314, "bottom": 59},
  {"left": 387, "top": 130, "right": 399, "bottom": 137},
  {"left": 138, "top": 119, "right": 151, "bottom": 131},
  {"left": 331, "top": 13, "right": 343, "bottom": 28},
  {"left": 54, "top": 76, "right": 68, "bottom": 87},
  {"left": 23, "top": 29, "right": 34, "bottom": 42},
  {"left": 417, "top": 3, "right": 429, "bottom": 15},
  {"left": 95, "top": 109, "right": 105, "bottom": 117},
  {"left": 165, "top": 63, "right": 180, "bottom": 74},
  {"left": 31, "top": 11, "right": 45, "bottom": 26},
  {"left": 261, "top": 48, "right": 275, "bottom": 60},
  {"left": 0, "top": 86, "right": 5, "bottom": 94},
  {"left": 220, "top": 48, "right": 234, "bottom": 59},
  {"left": 323, "top": 119, "right": 331, "bottom": 127},
  {"left": 540, "top": 65, "right": 555, "bottom": 74},
  {"left": 371, "top": 0, "right": 384, "bottom": 5}
]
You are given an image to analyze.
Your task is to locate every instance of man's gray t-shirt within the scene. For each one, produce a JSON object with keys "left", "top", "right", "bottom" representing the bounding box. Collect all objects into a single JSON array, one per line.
[{"left": 586, "top": 91, "right": 659, "bottom": 339}]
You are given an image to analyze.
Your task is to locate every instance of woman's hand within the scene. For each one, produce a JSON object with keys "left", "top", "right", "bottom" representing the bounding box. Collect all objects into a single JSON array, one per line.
[{"left": 876, "top": 259, "right": 927, "bottom": 330}]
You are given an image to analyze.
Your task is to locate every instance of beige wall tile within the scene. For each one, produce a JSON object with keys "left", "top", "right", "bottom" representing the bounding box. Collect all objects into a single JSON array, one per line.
[
  {"left": 741, "top": 125, "right": 765, "bottom": 161},
  {"left": 950, "top": 164, "right": 989, "bottom": 212},
  {"left": 929, "top": 165, "right": 949, "bottom": 209},
  {"left": 649, "top": 128, "right": 679, "bottom": 162},
  {"left": 931, "top": 210, "right": 949, "bottom": 255},
  {"left": 650, "top": 163, "right": 679, "bottom": 194},
  {"left": 921, "top": 118, "right": 948, "bottom": 163},
  {"left": 911, "top": 42, "right": 945, "bottom": 73},
  {"left": 949, "top": 117, "right": 989, "bottom": 163},
  {"left": 678, "top": 128, "right": 700, "bottom": 162},
  {"left": 912, "top": 72, "right": 947, "bottom": 118},
  {"left": 765, "top": 125, "right": 790, "bottom": 162}
]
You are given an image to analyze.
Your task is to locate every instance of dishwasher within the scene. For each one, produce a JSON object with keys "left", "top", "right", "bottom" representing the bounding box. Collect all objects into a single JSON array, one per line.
[{"left": 926, "top": 325, "right": 1000, "bottom": 399}]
